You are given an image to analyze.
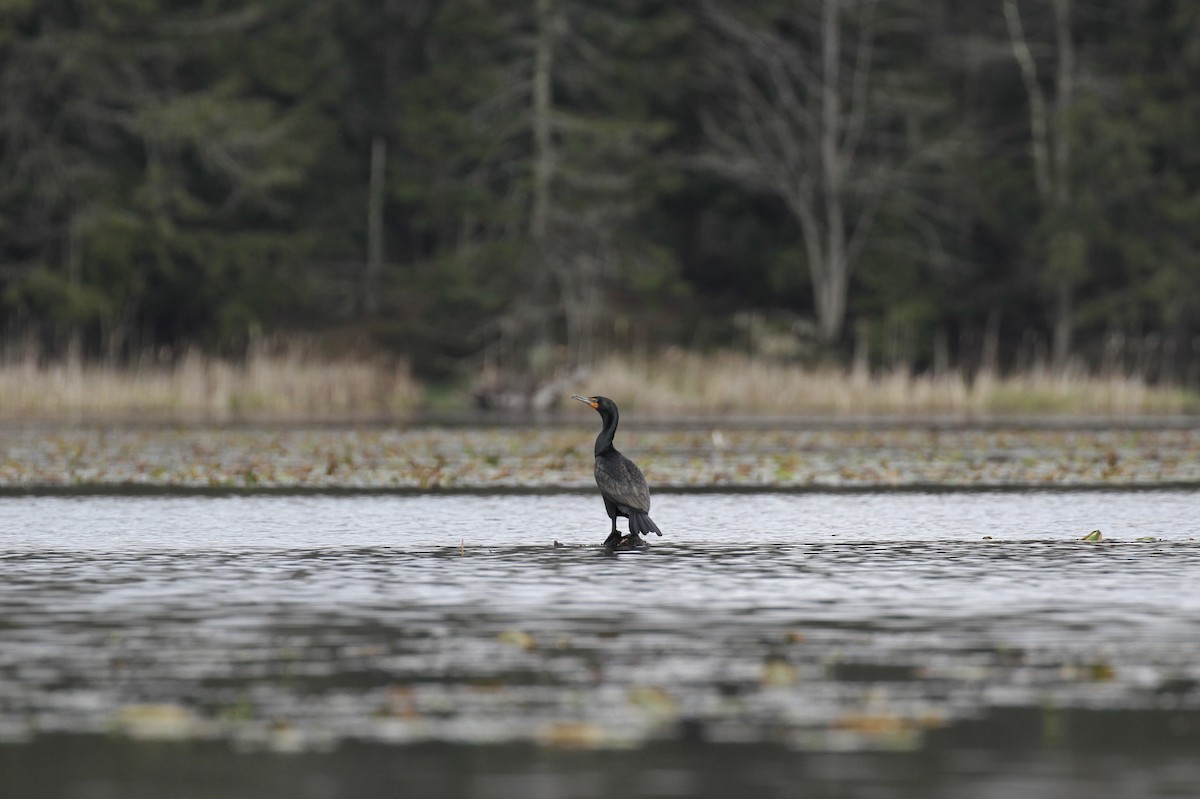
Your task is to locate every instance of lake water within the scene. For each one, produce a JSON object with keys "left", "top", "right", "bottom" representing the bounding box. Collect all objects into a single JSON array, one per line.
[{"left": 3, "top": 490, "right": 1200, "bottom": 798}]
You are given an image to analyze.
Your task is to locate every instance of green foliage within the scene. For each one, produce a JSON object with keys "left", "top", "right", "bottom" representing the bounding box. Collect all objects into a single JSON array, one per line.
[
  {"left": 5, "top": 265, "right": 111, "bottom": 326},
  {"left": 0, "top": 0, "right": 1198, "bottom": 380}
]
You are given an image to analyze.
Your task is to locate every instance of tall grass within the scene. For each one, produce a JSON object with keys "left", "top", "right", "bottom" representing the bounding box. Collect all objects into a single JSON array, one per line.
[
  {"left": 2, "top": 345, "right": 1196, "bottom": 421},
  {"left": 582, "top": 350, "right": 1200, "bottom": 416},
  {"left": 0, "top": 346, "right": 422, "bottom": 422}
]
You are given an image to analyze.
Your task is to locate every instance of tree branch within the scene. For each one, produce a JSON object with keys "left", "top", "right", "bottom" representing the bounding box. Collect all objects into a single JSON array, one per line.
[{"left": 1003, "top": 0, "right": 1052, "bottom": 200}]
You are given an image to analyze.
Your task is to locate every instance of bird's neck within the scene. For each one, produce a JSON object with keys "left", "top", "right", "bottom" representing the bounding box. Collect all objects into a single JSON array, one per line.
[{"left": 594, "top": 410, "right": 618, "bottom": 457}]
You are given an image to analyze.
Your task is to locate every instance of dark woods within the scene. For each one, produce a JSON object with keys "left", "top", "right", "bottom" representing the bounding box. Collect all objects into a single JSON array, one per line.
[{"left": 2, "top": 1, "right": 1198, "bottom": 385}]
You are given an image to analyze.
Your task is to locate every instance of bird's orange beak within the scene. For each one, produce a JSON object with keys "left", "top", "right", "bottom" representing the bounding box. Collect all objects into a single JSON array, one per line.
[{"left": 572, "top": 394, "right": 599, "bottom": 409}]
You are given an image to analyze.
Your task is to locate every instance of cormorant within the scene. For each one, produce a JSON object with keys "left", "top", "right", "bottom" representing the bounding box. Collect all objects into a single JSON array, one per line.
[{"left": 573, "top": 395, "right": 662, "bottom": 548}]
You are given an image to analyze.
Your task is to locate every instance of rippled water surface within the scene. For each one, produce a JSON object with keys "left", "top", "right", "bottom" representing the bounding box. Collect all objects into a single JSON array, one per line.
[{"left": 3, "top": 490, "right": 1200, "bottom": 798}]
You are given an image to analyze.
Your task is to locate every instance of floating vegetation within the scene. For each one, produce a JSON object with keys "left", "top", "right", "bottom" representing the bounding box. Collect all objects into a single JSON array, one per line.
[
  {"left": 497, "top": 630, "right": 537, "bottom": 651},
  {"left": 2, "top": 425, "right": 1200, "bottom": 492},
  {"left": 111, "top": 703, "right": 200, "bottom": 741}
]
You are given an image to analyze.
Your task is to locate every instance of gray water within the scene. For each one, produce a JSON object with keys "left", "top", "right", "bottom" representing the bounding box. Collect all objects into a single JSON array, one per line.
[{"left": 3, "top": 490, "right": 1200, "bottom": 798}]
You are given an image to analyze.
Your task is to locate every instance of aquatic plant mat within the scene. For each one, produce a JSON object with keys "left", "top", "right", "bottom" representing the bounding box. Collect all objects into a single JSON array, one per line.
[{"left": 3, "top": 422, "right": 1200, "bottom": 492}]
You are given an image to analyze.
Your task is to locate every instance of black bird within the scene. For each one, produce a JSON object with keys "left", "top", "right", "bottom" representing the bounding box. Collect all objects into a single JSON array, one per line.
[{"left": 573, "top": 395, "right": 662, "bottom": 548}]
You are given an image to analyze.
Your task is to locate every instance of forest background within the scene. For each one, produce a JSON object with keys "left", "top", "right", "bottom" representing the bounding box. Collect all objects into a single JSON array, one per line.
[{"left": 2, "top": 0, "right": 1199, "bottom": 417}]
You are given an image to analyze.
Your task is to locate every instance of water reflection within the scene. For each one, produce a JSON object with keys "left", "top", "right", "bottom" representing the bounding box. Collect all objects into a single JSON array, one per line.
[{"left": 1, "top": 491, "right": 1199, "bottom": 794}]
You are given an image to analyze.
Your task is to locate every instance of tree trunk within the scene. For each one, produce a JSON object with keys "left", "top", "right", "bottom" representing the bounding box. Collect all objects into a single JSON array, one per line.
[
  {"left": 531, "top": 0, "right": 554, "bottom": 243},
  {"left": 817, "top": 0, "right": 848, "bottom": 344},
  {"left": 1049, "top": 0, "right": 1074, "bottom": 372},
  {"left": 1051, "top": 278, "right": 1071, "bottom": 370},
  {"left": 815, "top": 250, "right": 848, "bottom": 344},
  {"left": 365, "top": 135, "right": 386, "bottom": 315},
  {"left": 1005, "top": 0, "right": 1077, "bottom": 374}
]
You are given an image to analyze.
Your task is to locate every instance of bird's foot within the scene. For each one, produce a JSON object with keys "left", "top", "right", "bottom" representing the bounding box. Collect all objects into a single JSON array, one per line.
[{"left": 605, "top": 533, "right": 647, "bottom": 551}]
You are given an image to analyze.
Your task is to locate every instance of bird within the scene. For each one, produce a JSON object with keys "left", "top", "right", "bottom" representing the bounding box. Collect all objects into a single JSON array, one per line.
[{"left": 572, "top": 395, "right": 662, "bottom": 548}]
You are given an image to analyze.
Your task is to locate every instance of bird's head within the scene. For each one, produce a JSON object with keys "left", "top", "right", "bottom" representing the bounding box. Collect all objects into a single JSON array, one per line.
[{"left": 572, "top": 394, "right": 618, "bottom": 418}]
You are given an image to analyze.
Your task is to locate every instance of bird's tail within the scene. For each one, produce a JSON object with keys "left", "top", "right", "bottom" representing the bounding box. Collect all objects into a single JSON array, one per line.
[{"left": 630, "top": 511, "right": 662, "bottom": 538}]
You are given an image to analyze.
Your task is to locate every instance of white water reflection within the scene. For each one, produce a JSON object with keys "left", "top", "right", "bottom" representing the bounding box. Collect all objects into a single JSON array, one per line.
[
  {"left": 3, "top": 489, "right": 1199, "bottom": 552},
  {"left": 1, "top": 490, "right": 1199, "bottom": 757}
]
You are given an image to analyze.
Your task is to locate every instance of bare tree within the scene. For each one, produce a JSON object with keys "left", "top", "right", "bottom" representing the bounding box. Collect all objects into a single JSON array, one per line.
[
  {"left": 472, "top": 0, "right": 662, "bottom": 385},
  {"left": 698, "top": 0, "right": 914, "bottom": 344},
  {"left": 1003, "top": 0, "right": 1079, "bottom": 371}
]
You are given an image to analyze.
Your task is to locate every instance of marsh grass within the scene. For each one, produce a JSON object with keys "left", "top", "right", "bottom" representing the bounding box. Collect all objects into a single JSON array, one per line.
[
  {"left": 583, "top": 351, "right": 1200, "bottom": 417},
  {"left": 1, "top": 346, "right": 1197, "bottom": 421},
  {"left": 0, "top": 346, "right": 422, "bottom": 422}
]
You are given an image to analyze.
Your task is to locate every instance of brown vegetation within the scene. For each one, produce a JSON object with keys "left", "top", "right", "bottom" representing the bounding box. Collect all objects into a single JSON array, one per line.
[
  {"left": 1, "top": 347, "right": 1197, "bottom": 422},
  {"left": 0, "top": 348, "right": 422, "bottom": 423},
  {"left": 582, "top": 351, "right": 1200, "bottom": 417}
]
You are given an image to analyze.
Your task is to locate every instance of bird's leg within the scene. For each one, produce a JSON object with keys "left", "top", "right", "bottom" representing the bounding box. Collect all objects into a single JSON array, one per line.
[{"left": 603, "top": 518, "right": 622, "bottom": 549}]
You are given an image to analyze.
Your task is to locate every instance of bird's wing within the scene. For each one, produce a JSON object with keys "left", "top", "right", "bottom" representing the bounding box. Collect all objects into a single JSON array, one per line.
[{"left": 595, "top": 451, "right": 651, "bottom": 512}]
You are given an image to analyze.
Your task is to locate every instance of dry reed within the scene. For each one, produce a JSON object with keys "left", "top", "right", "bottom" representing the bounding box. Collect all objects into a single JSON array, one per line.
[
  {"left": 2, "top": 346, "right": 1196, "bottom": 422},
  {"left": 581, "top": 350, "right": 1200, "bottom": 416},
  {"left": 0, "top": 348, "right": 422, "bottom": 422}
]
